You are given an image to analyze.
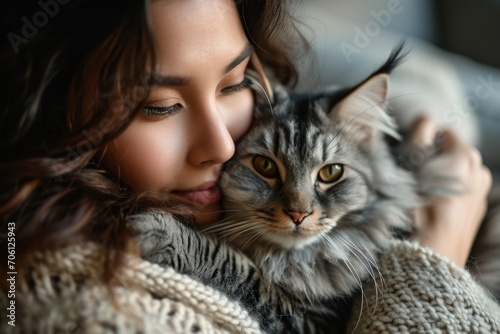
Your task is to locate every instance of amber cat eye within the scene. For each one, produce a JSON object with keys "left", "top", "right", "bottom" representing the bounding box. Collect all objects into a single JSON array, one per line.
[
  {"left": 318, "top": 164, "right": 344, "bottom": 183},
  {"left": 253, "top": 155, "right": 279, "bottom": 178}
]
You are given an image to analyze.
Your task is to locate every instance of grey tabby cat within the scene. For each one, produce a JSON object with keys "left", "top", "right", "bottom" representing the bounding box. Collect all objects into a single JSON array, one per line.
[{"left": 130, "top": 45, "right": 421, "bottom": 333}]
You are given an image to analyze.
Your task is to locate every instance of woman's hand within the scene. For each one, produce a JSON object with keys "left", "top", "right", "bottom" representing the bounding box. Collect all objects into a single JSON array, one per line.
[{"left": 409, "top": 116, "right": 492, "bottom": 267}]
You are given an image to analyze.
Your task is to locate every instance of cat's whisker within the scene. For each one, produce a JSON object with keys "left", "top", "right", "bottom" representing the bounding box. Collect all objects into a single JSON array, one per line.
[
  {"left": 358, "top": 241, "right": 387, "bottom": 293},
  {"left": 212, "top": 227, "right": 250, "bottom": 241},
  {"left": 205, "top": 211, "right": 249, "bottom": 222},
  {"left": 214, "top": 220, "right": 264, "bottom": 246},
  {"left": 202, "top": 213, "right": 259, "bottom": 231},
  {"left": 241, "top": 229, "right": 267, "bottom": 250},
  {"left": 321, "top": 235, "right": 364, "bottom": 295},
  {"left": 334, "top": 235, "right": 376, "bottom": 285},
  {"left": 336, "top": 234, "right": 378, "bottom": 281},
  {"left": 341, "top": 234, "right": 386, "bottom": 321},
  {"left": 350, "top": 289, "right": 366, "bottom": 334},
  {"left": 334, "top": 234, "right": 382, "bottom": 317},
  {"left": 213, "top": 220, "right": 264, "bottom": 250},
  {"left": 324, "top": 235, "right": 369, "bottom": 318},
  {"left": 196, "top": 209, "right": 242, "bottom": 216},
  {"left": 212, "top": 222, "right": 255, "bottom": 237},
  {"left": 225, "top": 222, "right": 262, "bottom": 239},
  {"left": 202, "top": 218, "right": 248, "bottom": 232},
  {"left": 337, "top": 232, "right": 384, "bottom": 278},
  {"left": 330, "top": 242, "right": 369, "bottom": 329}
]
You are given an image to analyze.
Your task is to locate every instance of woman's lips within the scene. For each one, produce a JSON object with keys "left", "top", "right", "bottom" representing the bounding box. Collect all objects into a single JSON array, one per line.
[{"left": 172, "top": 182, "right": 221, "bottom": 207}]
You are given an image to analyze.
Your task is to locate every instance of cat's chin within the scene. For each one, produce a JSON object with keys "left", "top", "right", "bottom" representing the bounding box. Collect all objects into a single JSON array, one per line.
[{"left": 263, "top": 232, "right": 321, "bottom": 250}]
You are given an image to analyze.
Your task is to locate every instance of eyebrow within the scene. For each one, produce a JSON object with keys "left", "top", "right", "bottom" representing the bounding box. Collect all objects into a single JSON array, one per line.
[
  {"left": 224, "top": 43, "right": 254, "bottom": 74},
  {"left": 147, "top": 74, "right": 190, "bottom": 86},
  {"left": 148, "top": 43, "right": 254, "bottom": 87}
]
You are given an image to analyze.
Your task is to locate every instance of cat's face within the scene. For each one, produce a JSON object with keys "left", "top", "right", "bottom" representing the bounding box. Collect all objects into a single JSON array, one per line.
[{"left": 218, "top": 74, "right": 398, "bottom": 250}]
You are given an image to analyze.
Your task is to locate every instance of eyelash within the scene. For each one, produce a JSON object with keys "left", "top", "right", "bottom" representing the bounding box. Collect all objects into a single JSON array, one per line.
[
  {"left": 143, "top": 104, "right": 182, "bottom": 117},
  {"left": 220, "top": 77, "right": 251, "bottom": 93},
  {"left": 142, "top": 78, "right": 251, "bottom": 117}
]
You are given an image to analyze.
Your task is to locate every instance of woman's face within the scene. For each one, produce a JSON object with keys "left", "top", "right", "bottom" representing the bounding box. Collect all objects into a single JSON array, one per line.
[{"left": 101, "top": 0, "right": 254, "bottom": 225}]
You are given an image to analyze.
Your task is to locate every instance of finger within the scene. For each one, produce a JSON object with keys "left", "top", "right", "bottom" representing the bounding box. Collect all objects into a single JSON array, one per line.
[
  {"left": 480, "top": 165, "right": 493, "bottom": 195},
  {"left": 411, "top": 207, "right": 424, "bottom": 228},
  {"left": 484, "top": 165, "right": 493, "bottom": 188},
  {"left": 409, "top": 115, "right": 437, "bottom": 148},
  {"left": 435, "top": 128, "right": 466, "bottom": 153}
]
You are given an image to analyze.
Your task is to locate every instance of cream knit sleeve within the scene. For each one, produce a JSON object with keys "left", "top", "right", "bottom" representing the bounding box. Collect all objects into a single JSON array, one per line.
[
  {"left": 347, "top": 240, "right": 500, "bottom": 333},
  {"left": 0, "top": 243, "right": 262, "bottom": 334}
]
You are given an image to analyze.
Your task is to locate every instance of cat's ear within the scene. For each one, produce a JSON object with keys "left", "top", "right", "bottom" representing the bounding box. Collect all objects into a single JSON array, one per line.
[{"left": 331, "top": 73, "right": 400, "bottom": 141}]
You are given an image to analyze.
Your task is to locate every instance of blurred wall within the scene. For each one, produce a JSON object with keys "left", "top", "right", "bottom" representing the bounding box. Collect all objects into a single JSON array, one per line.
[
  {"left": 434, "top": 0, "right": 500, "bottom": 69},
  {"left": 305, "top": 0, "right": 500, "bottom": 69}
]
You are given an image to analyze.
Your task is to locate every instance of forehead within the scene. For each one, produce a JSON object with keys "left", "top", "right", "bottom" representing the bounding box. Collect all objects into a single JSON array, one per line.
[
  {"left": 150, "top": 0, "right": 240, "bottom": 35},
  {"left": 149, "top": 0, "right": 247, "bottom": 73}
]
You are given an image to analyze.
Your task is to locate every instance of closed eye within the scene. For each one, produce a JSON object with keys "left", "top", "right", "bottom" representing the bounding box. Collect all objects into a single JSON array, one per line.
[
  {"left": 143, "top": 104, "right": 183, "bottom": 117},
  {"left": 220, "top": 77, "right": 251, "bottom": 94}
]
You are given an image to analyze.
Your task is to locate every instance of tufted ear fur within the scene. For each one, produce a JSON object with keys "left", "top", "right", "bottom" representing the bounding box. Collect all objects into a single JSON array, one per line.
[{"left": 331, "top": 73, "right": 400, "bottom": 142}]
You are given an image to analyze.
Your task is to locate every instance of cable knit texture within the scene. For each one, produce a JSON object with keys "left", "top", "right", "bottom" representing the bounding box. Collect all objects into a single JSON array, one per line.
[
  {"left": 1, "top": 241, "right": 499, "bottom": 333},
  {"left": 0, "top": 243, "right": 262, "bottom": 334},
  {"left": 347, "top": 241, "right": 500, "bottom": 333}
]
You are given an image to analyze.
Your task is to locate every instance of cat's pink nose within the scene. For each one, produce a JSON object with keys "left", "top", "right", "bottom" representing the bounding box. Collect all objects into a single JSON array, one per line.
[{"left": 285, "top": 211, "right": 310, "bottom": 225}]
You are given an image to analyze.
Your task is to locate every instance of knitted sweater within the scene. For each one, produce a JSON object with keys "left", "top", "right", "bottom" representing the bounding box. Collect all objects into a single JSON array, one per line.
[{"left": 2, "top": 241, "right": 499, "bottom": 333}]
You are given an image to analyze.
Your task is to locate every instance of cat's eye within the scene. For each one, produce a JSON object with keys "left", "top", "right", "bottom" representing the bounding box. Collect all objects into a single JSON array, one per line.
[
  {"left": 318, "top": 164, "right": 344, "bottom": 183},
  {"left": 253, "top": 156, "right": 278, "bottom": 178}
]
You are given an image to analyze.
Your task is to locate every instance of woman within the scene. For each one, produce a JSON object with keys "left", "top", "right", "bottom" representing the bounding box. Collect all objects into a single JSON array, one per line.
[{"left": 0, "top": 0, "right": 498, "bottom": 332}]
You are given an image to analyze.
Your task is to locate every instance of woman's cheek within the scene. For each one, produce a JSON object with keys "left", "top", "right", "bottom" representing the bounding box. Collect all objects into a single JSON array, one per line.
[
  {"left": 224, "top": 89, "right": 254, "bottom": 142},
  {"left": 101, "top": 119, "right": 185, "bottom": 193}
]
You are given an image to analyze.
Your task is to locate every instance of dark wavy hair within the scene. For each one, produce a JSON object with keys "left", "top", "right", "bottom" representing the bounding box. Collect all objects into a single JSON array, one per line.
[{"left": 0, "top": 0, "right": 307, "bottom": 284}]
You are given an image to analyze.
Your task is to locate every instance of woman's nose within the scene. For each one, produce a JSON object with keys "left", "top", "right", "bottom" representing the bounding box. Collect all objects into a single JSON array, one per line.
[{"left": 187, "top": 101, "right": 235, "bottom": 166}]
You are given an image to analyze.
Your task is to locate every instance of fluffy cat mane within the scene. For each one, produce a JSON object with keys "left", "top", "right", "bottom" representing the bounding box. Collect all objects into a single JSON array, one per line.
[{"left": 208, "top": 42, "right": 419, "bottom": 300}]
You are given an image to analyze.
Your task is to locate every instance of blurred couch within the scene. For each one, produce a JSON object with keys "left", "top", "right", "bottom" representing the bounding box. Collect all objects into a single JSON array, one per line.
[{"left": 297, "top": 0, "right": 500, "bottom": 174}]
